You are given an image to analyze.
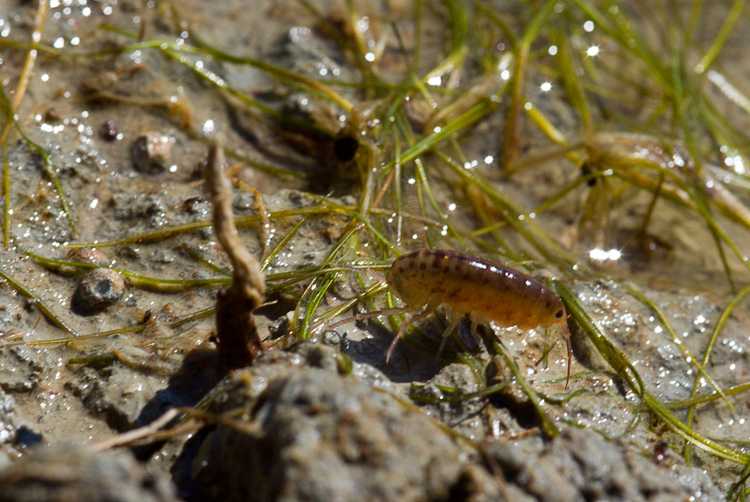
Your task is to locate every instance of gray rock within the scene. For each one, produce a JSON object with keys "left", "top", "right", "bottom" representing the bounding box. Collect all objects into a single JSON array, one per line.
[
  {"left": 0, "top": 444, "right": 179, "bottom": 502},
  {"left": 192, "top": 366, "right": 468, "bottom": 502},
  {"left": 71, "top": 268, "right": 126, "bottom": 315},
  {"left": 483, "top": 428, "right": 724, "bottom": 502},
  {"left": 131, "top": 133, "right": 173, "bottom": 174},
  {"left": 0, "top": 390, "right": 41, "bottom": 449},
  {"left": 0, "top": 392, "right": 21, "bottom": 444},
  {"left": 0, "top": 347, "right": 44, "bottom": 393},
  {"left": 67, "top": 364, "right": 168, "bottom": 430}
]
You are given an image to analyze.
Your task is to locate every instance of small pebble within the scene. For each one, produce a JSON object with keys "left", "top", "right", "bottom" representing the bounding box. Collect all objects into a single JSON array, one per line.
[
  {"left": 181, "top": 196, "right": 204, "bottom": 213},
  {"left": 72, "top": 268, "right": 125, "bottom": 315},
  {"left": 130, "top": 132, "right": 173, "bottom": 173},
  {"left": 67, "top": 248, "right": 109, "bottom": 267},
  {"left": 98, "top": 120, "right": 118, "bottom": 141},
  {"left": 268, "top": 314, "right": 290, "bottom": 339},
  {"left": 43, "top": 107, "right": 61, "bottom": 123}
]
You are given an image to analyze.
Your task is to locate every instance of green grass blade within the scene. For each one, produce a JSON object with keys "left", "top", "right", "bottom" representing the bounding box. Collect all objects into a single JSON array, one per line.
[{"left": 0, "top": 265, "right": 78, "bottom": 337}]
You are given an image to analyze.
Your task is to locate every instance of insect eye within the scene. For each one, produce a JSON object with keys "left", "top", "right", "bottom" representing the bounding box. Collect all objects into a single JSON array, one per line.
[{"left": 555, "top": 309, "right": 564, "bottom": 318}]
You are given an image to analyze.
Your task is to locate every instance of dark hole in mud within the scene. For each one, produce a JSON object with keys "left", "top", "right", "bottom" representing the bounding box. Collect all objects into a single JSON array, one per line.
[
  {"left": 580, "top": 161, "right": 600, "bottom": 187},
  {"left": 333, "top": 135, "right": 359, "bottom": 163}
]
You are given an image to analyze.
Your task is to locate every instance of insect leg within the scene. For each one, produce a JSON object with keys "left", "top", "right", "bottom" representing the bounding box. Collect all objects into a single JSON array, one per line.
[
  {"left": 386, "top": 296, "right": 443, "bottom": 363},
  {"left": 435, "top": 314, "right": 462, "bottom": 360}
]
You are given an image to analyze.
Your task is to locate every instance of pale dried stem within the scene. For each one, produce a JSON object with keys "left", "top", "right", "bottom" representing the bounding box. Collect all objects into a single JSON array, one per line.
[
  {"left": 0, "top": 0, "right": 48, "bottom": 147},
  {"left": 206, "top": 138, "right": 265, "bottom": 304},
  {"left": 205, "top": 137, "right": 265, "bottom": 366},
  {"left": 13, "top": 0, "right": 48, "bottom": 110},
  {"left": 92, "top": 408, "right": 182, "bottom": 451}
]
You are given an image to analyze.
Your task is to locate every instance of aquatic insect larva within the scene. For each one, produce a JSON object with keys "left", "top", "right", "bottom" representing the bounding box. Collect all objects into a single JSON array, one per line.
[
  {"left": 584, "top": 132, "right": 750, "bottom": 232},
  {"left": 332, "top": 249, "right": 572, "bottom": 387},
  {"left": 513, "top": 132, "right": 750, "bottom": 236}
]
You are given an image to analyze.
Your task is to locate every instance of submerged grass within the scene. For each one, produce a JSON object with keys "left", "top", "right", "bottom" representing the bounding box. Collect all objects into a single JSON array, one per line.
[{"left": 2, "top": 0, "right": 750, "bottom": 496}]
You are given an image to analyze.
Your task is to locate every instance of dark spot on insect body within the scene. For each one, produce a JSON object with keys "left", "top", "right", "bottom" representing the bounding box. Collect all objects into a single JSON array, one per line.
[{"left": 447, "top": 291, "right": 465, "bottom": 302}]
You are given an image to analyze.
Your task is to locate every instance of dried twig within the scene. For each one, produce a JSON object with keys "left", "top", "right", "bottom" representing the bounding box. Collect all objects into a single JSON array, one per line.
[
  {"left": 205, "top": 137, "right": 265, "bottom": 366},
  {"left": 92, "top": 408, "right": 182, "bottom": 451}
]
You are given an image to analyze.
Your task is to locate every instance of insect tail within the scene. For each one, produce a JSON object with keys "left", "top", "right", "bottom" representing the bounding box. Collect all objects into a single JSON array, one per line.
[{"left": 386, "top": 318, "right": 413, "bottom": 363}]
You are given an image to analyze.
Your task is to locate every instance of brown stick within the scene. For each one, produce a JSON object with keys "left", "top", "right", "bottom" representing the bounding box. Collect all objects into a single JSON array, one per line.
[
  {"left": 205, "top": 138, "right": 265, "bottom": 366},
  {"left": 92, "top": 408, "right": 182, "bottom": 451}
]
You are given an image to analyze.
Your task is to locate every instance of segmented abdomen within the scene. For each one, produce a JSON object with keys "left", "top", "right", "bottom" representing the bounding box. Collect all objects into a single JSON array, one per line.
[{"left": 386, "top": 250, "right": 563, "bottom": 330}]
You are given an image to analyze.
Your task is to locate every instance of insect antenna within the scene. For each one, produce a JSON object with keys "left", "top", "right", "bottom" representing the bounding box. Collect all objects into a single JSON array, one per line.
[
  {"left": 325, "top": 305, "right": 413, "bottom": 332},
  {"left": 558, "top": 318, "right": 572, "bottom": 389},
  {"left": 334, "top": 263, "right": 386, "bottom": 283},
  {"left": 316, "top": 262, "right": 393, "bottom": 331}
]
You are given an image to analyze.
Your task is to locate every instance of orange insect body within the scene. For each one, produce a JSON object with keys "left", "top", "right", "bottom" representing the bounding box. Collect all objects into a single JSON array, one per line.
[
  {"left": 385, "top": 249, "right": 572, "bottom": 386},
  {"left": 387, "top": 250, "right": 565, "bottom": 330}
]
